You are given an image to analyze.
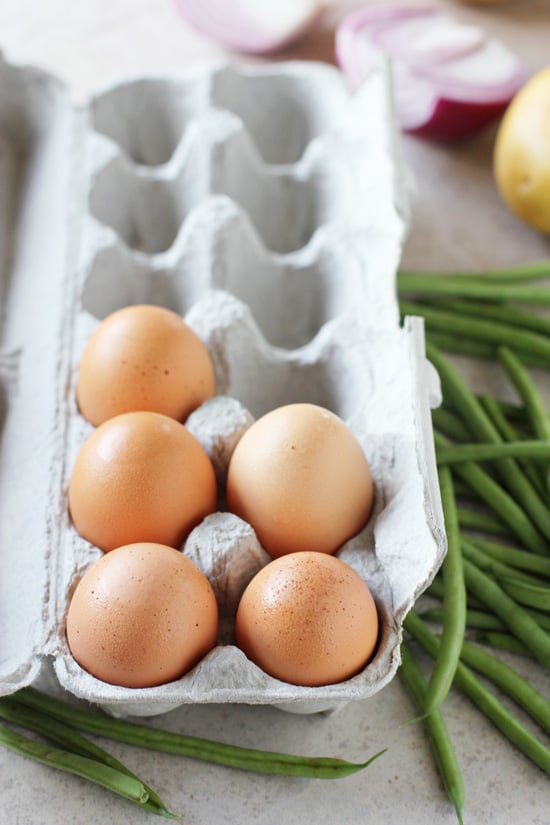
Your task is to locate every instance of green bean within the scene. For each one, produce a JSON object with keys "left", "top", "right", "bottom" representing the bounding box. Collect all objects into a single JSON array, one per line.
[
  {"left": 459, "top": 641, "right": 550, "bottom": 734},
  {"left": 479, "top": 395, "right": 550, "bottom": 502},
  {"left": 399, "top": 259, "right": 550, "bottom": 283},
  {"left": 477, "top": 397, "right": 550, "bottom": 432},
  {"left": 424, "top": 575, "right": 485, "bottom": 610},
  {"left": 461, "top": 539, "right": 541, "bottom": 586},
  {"left": 398, "top": 274, "right": 550, "bottom": 304},
  {"left": 424, "top": 468, "right": 466, "bottom": 715},
  {"left": 404, "top": 613, "right": 550, "bottom": 776},
  {"left": 425, "top": 577, "right": 445, "bottom": 600},
  {"left": 14, "top": 688, "right": 383, "bottom": 780},
  {"left": 479, "top": 398, "right": 550, "bottom": 433},
  {"left": 460, "top": 640, "right": 550, "bottom": 735},
  {"left": 399, "top": 641, "right": 464, "bottom": 824},
  {"left": 464, "top": 537, "right": 550, "bottom": 602},
  {"left": 479, "top": 398, "right": 530, "bottom": 423},
  {"left": 432, "top": 409, "right": 471, "bottom": 442},
  {"left": 428, "top": 343, "right": 550, "bottom": 543},
  {"left": 435, "top": 432, "right": 549, "bottom": 556},
  {"left": 497, "top": 577, "right": 550, "bottom": 613},
  {"left": 470, "top": 538, "right": 550, "bottom": 579},
  {"left": 404, "top": 302, "right": 550, "bottom": 362},
  {"left": 456, "top": 507, "right": 510, "bottom": 539},
  {"left": 0, "top": 719, "right": 150, "bottom": 807},
  {"left": 0, "top": 698, "right": 175, "bottom": 818},
  {"left": 473, "top": 632, "right": 532, "bottom": 657},
  {"left": 437, "top": 440, "right": 550, "bottom": 465},
  {"left": 479, "top": 395, "right": 528, "bottom": 441},
  {"left": 498, "top": 348, "right": 550, "bottom": 440},
  {"left": 425, "top": 297, "right": 550, "bottom": 338},
  {"left": 462, "top": 555, "right": 550, "bottom": 669},
  {"left": 424, "top": 586, "right": 550, "bottom": 632},
  {"left": 524, "top": 607, "right": 550, "bottom": 631},
  {"left": 419, "top": 607, "right": 506, "bottom": 631},
  {"left": 453, "top": 479, "right": 483, "bottom": 502},
  {"left": 424, "top": 331, "right": 549, "bottom": 370},
  {"left": 424, "top": 331, "right": 497, "bottom": 362},
  {"left": 498, "top": 347, "right": 550, "bottom": 494}
]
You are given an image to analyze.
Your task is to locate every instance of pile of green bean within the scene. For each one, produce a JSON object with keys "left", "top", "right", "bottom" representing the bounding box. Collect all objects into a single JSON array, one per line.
[
  {"left": 398, "top": 260, "right": 550, "bottom": 824},
  {"left": 0, "top": 687, "right": 384, "bottom": 818}
]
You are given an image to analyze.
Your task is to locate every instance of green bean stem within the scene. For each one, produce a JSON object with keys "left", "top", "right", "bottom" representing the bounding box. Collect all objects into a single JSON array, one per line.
[
  {"left": 399, "top": 642, "right": 464, "bottom": 824},
  {"left": 462, "top": 552, "right": 550, "bottom": 669},
  {"left": 424, "top": 468, "right": 466, "bottom": 715},
  {"left": 14, "top": 688, "right": 383, "bottom": 780},
  {"left": 403, "top": 613, "right": 550, "bottom": 776}
]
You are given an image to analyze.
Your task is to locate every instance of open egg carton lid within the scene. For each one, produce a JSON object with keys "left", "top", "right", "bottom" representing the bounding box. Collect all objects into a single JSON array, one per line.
[{"left": 0, "top": 52, "right": 445, "bottom": 715}]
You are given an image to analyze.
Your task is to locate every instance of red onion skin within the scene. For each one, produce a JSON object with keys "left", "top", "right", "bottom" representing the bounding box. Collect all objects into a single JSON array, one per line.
[
  {"left": 407, "top": 97, "right": 511, "bottom": 142},
  {"left": 335, "top": 5, "right": 525, "bottom": 143}
]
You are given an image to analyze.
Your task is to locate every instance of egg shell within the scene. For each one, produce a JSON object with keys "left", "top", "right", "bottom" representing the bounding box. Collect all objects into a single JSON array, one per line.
[
  {"left": 226, "top": 403, "right": 374, "bottom": 558},
  {"left": 235, "top": 551, "right": 379, "bottom": 687},
  {"left": 68, "top": 411, "right": 217, "bottom": 551},
  {"left": 66, "top": 543, "right": 219, "bottom": 688},
  {"left": 76, "top": 304, "right": 215, "bottom": 426}
]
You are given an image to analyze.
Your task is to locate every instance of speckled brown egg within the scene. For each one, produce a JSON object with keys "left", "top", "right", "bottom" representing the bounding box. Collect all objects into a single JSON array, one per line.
[
  {"left": 69, "top": 411, "right": 217, "bottom": 552},
  {"left": 235, "top": 551, "right": 379, "bottom": 686},
  {"left": 76, "top": 304, "right": 215, "bottom": 426},
  {"left": 226, "top": 403, "right": 374, "bottom": 558},
  {"left": 66, "top": 542, "right": 219, "bottom": 688}
]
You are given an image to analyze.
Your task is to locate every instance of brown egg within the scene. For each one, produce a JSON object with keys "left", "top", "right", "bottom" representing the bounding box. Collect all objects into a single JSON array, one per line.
[
  {"left": 235, "top": 551, "right": 379, "bottom": 686},
  {"left": 69, "top": 411, "right": 217, "bottom": 551},
  {"left": 76, "top": 304, "right": 215, "bottom": 426},
  {"left": 66, "top": 542, "right": 219, "bottom": 688},
  {"left": 226, "top": 403, "right": 373, "bottom": 558}
]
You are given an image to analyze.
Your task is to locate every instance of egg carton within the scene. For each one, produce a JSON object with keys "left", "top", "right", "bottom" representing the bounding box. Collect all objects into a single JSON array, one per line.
[{"left": 0, "top": 53, "right": 445, "bottom": 715}]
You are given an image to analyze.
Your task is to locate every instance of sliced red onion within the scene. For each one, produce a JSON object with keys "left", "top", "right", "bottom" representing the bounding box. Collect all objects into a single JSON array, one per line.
[
  {"left": 173, "top": 0, "right": 324, "bottom": 55},
  {"left": 335, "top": 5, "right": 526, "bottom": 142}
]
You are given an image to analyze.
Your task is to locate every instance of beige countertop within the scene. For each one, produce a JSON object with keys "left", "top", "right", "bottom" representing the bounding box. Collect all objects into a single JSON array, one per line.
[{"left": 0, "top": 1, "right": 549, "bottom": 823}]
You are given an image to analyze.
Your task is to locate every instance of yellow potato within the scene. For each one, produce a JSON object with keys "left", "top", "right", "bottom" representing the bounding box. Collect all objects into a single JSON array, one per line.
[{"left": 494, "top": 66, "right": 550, "bottom": 235}]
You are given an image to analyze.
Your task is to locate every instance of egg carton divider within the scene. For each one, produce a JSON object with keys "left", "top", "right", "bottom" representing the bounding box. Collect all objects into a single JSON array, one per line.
[{"left": 82, "top": 196, "right": 404, "bottom": 349}]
